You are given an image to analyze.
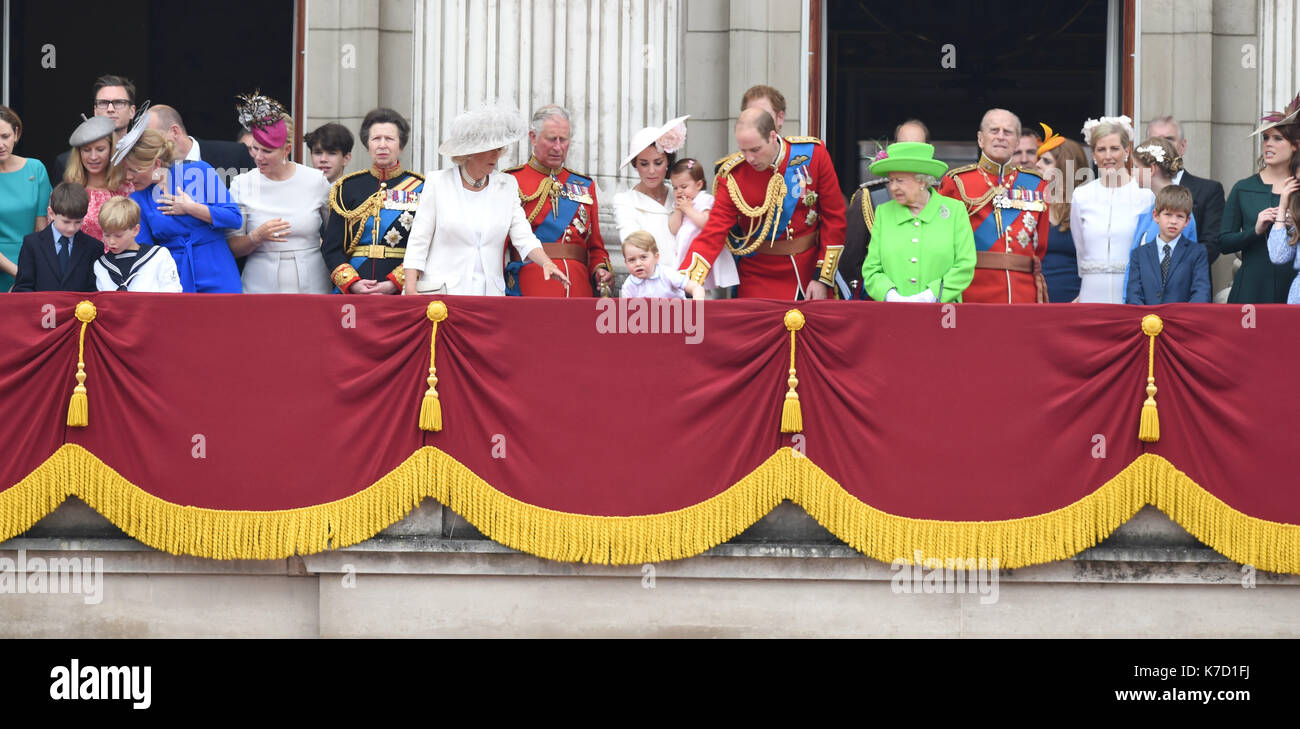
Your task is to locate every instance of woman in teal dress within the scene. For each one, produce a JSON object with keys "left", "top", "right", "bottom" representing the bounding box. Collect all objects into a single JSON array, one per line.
[
  {"left": 0, "top": 107, "right": 52, "bottom": 291},
  {"left": 1222, "top": 94, "right": 1300, "bottom": 303}
]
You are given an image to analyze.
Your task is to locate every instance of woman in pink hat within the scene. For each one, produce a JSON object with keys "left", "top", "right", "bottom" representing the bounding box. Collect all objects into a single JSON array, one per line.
[{"left": 225, "top": 93, "right": 332, "bottom": 293}]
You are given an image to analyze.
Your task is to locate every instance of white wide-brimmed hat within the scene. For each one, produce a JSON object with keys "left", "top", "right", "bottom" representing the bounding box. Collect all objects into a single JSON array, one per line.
[
  {"left": 439, "top": 103, "right": 528, "bottom": 158},
  {"left": 620, "top": 115, "right": 690, "bottom": 169}
]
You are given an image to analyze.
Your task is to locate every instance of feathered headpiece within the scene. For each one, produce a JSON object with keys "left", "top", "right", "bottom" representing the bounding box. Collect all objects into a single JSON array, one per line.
[
  {"left": 1037, "top": 122, "right": 1065, "bottom": 157},
  {"left": 112, "top": 101, "right": 152, "bottom": 166},
  {"left": 1250, "top": 92, "right": 1300, "bottom": 137},
  {"left": 236, "top": 91, "right": 288, "bottom": 149},
  {"left": 620, "top": 115, "right": 691, "bottom": 169},
  {"left": 439, "top": 102, "right": 528, "bottom": 157},
  {"left": 1081, "top": 115, "right": 1135, "bottom": 145}
]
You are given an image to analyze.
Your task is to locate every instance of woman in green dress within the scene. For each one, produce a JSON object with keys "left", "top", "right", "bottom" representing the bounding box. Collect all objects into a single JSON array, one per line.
[
  {"left": 863, "top": 142, "right": 976, "bottom": 303},
  {"left": 0, "top": 106, "right": 52, "bottom": 291},
  {"left": 1221, "top": 93, "right": 1300, "bottom": 303}
]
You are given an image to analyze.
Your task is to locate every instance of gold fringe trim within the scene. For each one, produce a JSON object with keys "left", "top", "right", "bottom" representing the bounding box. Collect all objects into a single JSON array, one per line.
[{"left": 1, "top": 446, "right": 1298, "bottom": 572}]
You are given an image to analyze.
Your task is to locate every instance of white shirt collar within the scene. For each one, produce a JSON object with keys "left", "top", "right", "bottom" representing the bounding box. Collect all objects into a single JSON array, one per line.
[
  {"left": 1171, "top": 169, "right": 1184, "bottom": 185},
  {"left": 1157, "top": 233, "right": 1180, "bottom": 250},
  {"left": 185, "top": 136, "right": 201, "bottom": 161}
]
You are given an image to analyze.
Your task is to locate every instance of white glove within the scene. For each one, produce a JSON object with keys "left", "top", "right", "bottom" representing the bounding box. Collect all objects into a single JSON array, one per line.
[
  {"left": 885, "top": 289, "right": 905, "bottom": 302},
  {"left": 911, "top": 289, "right": 939, "bottom": 304}
]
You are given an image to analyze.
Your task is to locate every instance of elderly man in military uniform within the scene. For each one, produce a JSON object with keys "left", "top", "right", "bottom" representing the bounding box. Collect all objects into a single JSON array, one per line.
[
  {"left": 680, "top": 108, "right": 845, "bottom": 300},
  {"left": 322, "top": 108, "right": 424, "bottom": 294},
  {"left": 935, "top": 108, "right": 1050, "bottom": 303},
  {"left": 503, "top": 105, "right": 613, "bottom": 297}
]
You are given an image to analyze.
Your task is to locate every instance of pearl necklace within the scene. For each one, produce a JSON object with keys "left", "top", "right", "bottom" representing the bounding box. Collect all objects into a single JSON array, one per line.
[{"left": 460, "top": 165, "right": 488, "bottom": 189}]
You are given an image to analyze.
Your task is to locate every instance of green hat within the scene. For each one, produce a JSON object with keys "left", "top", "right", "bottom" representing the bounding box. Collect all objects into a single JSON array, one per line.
[{"left": 869, "top": 142, "right": 948, "bottom": 178}]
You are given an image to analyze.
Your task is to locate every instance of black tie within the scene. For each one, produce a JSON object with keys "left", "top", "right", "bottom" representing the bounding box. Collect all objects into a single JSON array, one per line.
[
  {"left": 57, "top": 236, "right": 70, "bottom": 277},
  {"left": 1160, "top": 244, "right": 1172, "bottom": 286}
]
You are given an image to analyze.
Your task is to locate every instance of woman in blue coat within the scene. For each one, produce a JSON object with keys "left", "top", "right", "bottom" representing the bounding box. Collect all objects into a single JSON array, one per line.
[{"left": 117, "top": 120, "right": 242, "bottom": 293}]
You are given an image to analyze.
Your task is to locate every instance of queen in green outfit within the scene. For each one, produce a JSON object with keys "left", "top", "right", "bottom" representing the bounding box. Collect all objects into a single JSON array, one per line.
[{"left": 863, "top": 142, "right": 975, "bottom": 302}]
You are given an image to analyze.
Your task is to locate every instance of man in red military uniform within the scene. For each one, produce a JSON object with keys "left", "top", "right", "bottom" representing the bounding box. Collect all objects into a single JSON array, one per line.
[
  {"left": 937, "top": 108, "right": 1051, "bottom": 303},
  {"left": 503, "top": 104, "right": 613, "bottom": 297},
  {"left": 681, "top": 108, "right": 845, "bottom": 299}
]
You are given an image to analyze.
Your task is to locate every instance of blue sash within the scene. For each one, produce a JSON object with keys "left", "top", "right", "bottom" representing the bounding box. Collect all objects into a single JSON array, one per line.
[
  {"left": 729, "top": 143, "right": 813, "bottom": 257},
  {"left": 531, "top": 172, "right": 591, "bottom": 243},
  {"left": 973, "top": 170, "right": 1043, "bottom": 251}
]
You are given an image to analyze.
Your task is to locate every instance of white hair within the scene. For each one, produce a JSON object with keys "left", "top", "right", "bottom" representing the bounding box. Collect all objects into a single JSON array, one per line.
[
  {"left": 915, "top": 173, "right": 938, "bottom": 188},
  {"left": 530, "top": 105, "right": 571, "bottom": 136}
]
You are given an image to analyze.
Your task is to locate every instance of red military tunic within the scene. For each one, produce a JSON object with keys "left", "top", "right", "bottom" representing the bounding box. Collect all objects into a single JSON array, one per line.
[
  {"left": 681, "top": 136, "right": 846, "bottom": 299},
  {"left": 936, "top": 154, "right": 1051, "bottom": 303},
  {"left": 504, "top": 157, "right": 611, "bottom": 297}
]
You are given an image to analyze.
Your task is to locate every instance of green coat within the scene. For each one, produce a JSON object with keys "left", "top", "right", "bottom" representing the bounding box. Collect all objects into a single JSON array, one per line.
[
  {"left": 863, "top": 191, "right": 975, "bottom": 302},
  {"left": 1220, "top": 174, "right": 1296, "bottom": 303}
]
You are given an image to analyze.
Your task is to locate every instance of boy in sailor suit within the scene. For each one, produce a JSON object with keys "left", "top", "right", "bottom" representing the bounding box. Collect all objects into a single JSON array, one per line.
[{"left": 94, "top": 197, "right": 183, "bottom": 292}]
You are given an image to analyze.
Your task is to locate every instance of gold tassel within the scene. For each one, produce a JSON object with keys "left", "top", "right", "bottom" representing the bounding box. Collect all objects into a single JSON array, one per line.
[
  {"left": 1138, "top": 314, "right": 1163, "bottom": 443},
  {"left": 66, "top": 301, "right": 98, "bottom": 428},
  {"left": 419, "top": 300, "right": 449, "bottom": 432},
  {"left": 780, "top": 309, "right": 806, "bottom": 434}
]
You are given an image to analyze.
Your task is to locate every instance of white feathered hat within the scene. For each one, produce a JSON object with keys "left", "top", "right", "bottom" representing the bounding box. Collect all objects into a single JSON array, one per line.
[
  {"left": 620, "top": 115, "right": 690, "bottom": 169},
  {"left": 439, "top": 103, "right": 529, "bottom": 158}
]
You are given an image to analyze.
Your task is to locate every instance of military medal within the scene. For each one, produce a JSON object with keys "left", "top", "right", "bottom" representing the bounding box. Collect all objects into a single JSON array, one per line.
[
  {"left": 805, "top": 210, "right": 818, "bottom": 226},
  {"left": 398, "top": 211, "right": 414, "bottom": 229}
]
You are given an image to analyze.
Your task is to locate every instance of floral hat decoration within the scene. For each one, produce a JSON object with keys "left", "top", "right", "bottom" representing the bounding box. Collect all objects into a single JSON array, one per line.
[
  {"left": 1081, "top": 115, "right": 1135, "bottom": 145},
  {"left": 236, "top": 91, "right": 289, "bottom": 149},
  {"left": 111, "top": 100, "right": 152, "bottom": 166},
  {"left": 1250, "top": 92, "right": 1300, "bottom": 137},
  {"left": 1037, "top": 123, "right": 1065, "bottom": 158},
  {"left": 621, "top": 115, "right": 690, "bottom": 169}
]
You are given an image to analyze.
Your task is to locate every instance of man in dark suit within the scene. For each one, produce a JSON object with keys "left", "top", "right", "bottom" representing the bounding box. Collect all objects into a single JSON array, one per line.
[
  {"left": 1147, "top": 116, "right": 1226, "bottom": 264},
  {"left": 49, "top": 74, "right": 138, "bottom": 184},
  {"left": 147, "top": 104, "right": 254, "bottom": 184},
  {"left": 12, "top": 182, "right": 100, "bottom": 293},
  {"left": 1125, "top": 186, "right": 1211, "bottom": 305}
]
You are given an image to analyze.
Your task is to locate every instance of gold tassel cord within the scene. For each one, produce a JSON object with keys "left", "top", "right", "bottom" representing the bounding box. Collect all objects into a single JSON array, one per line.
[
  {"left": 418, "top": 300, "right": 449, "bottom": 432},
  {"left": 66, "top": 301, "right": 98, "bottom": 428},
  {"left": 1139, "top": 314, "right": 1163, "bottom": 443},
  {"left": 781, "top": 309, "right": 805, "bottom": 434}
]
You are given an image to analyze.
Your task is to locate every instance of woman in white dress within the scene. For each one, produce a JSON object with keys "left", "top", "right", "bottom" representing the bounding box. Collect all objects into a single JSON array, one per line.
[
  {"left": 403, "top": 104, "right": 569, "bottom": 295},
  {"left": 612, "top": 116, "right": 738, "bottom": 288},
  {"left": 1070, "top": 116, "right": 1155, "bottom": 303},
  {"left": 227, "top": 95, "right": 333, "bottom": 293}
]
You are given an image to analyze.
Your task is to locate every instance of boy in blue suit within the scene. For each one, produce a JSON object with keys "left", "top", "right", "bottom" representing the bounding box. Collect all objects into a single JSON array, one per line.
[
  {"left": 1126, "top": 185, "right": 1211, "bottom": 304},
  {"left": 12, "top": 182, "right": 101, "bottom": 293}
]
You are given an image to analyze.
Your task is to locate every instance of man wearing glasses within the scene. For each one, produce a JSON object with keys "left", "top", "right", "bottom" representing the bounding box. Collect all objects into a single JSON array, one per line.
[
  {"left": 937, "top": 108, "right": 1051, "bottom": 303},
  {"left": 50, "top": 75, "right": 137, "bottom": 181}
]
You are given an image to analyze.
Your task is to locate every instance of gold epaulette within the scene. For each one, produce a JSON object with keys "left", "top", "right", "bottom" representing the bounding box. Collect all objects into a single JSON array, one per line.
[
  {"left": 328, "top": 170, "right": 374, "bottom": 216},
  {"left": 944, "top": 163, "right": 978, "bottom": 179},
  {"left": 402, "top": 169, "right": 426, "bottom": 181},
  {"left": 501, "top": 163, "right": 526, "bottom": 174},
  {"left": 784, "top": 135, "right": 825, "bottom": 146},
  {"left": 1014, "top": 165, "right": 1043, "bottom": 179},
  {"left": 715, "top": 152, "right": 744, "bottom": 178}
]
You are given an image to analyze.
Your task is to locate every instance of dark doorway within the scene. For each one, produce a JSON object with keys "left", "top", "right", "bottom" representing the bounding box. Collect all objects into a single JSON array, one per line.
[
  {"left": 6, "top": 0, "right": 294, "bottom": 183},
  {"left": 825, "top": 0, "right": 1113, "bottom": 193}
]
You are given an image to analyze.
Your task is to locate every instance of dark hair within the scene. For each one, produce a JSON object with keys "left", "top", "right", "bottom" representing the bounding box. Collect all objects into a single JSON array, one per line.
[
  {"left": 0, "top": 106, "right": 20, "bottom": 137},
  {"left": 360, "top": 108, "right": 410, "bottom": 149},
  {"left": 305, "top": 122, "right": 355, "bottom": 155},
  {"left": 894, "top": 119, "right": 931, "bottom": 143},
  {"left": 49, "top": 181, "right": 90, "bottom": 218},
  {"left": 670, "top": 158, "right": 706, "bottom": 186},
  {"left": 1154, "top": 185, "right": 1195, "bottom": 216},
  {"left": 741, "top": 85, "right": 786, "bottom": 116},
  {"left": 92, "top": 75, "right": 136, "bottom": 105}
]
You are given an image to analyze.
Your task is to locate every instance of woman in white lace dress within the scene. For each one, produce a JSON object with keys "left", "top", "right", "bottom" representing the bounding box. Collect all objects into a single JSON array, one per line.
[{"left": 1069, "top": 116, "right": 1155, "bottom": 303}]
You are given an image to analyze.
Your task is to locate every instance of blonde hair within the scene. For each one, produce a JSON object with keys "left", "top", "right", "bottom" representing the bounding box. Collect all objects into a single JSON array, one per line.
[
  {"left": 126, "top": 128, "right": 176, "bottom": 168},
  {"left": 98, "top": 196, "right": 141, "bottom": 234},
  {"left": 63, "top": 131, "right": 127, "bottom": 190},
  {"left": 621, "top": 231, "right": 659, "bottom": 255},
  {"left": 1087, "top": 120, "right": 1132, "bottom": 150}
]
